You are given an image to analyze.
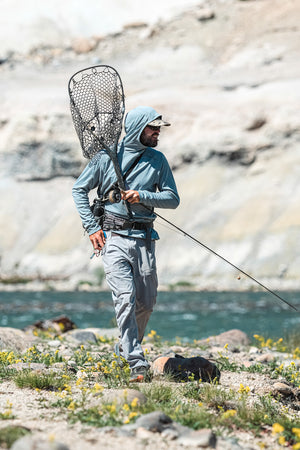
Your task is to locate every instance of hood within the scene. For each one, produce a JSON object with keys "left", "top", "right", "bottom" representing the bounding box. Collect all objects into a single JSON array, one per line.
[{"left": 121, "top": 106, "right": 161, "bottom": 153}]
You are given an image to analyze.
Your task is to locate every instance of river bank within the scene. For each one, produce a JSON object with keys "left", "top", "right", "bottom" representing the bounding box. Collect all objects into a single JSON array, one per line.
[{"left": 0, "top": 324, "right": 300, "bottom": 449}]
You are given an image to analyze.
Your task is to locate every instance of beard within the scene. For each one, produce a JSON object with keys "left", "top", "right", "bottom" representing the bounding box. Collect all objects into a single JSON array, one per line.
[{"left": 140, "top": 133, "right": 159, "bottom": 147}]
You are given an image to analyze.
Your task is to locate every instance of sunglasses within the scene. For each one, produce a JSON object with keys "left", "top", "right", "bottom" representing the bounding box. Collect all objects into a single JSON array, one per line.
[{"left": 147, "top": 125, "right": 161, "bottom": 131}]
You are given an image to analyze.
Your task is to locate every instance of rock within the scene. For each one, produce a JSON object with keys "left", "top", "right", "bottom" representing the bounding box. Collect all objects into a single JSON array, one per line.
[
  {"left": 256, "top": 353, "right": 275, "bottom": 363},
  {"left": 249, "top": 347, "right": 260, "bottom": 354},
  {"left": 272, "top": 382, "right": 293, "bottom": 396},
  {"left": 205, "top": 330, "right": 251, "bottom": 347},
  {"left": 0, "top": 327, "right": 35, "bottom": 352},
  {"left": 11, "top": 435, "right": 69, "bottom": 450},
  {"left": 134, "top": 411, "right": 172, "bottom": 432},
  {"left": 161, "top": 428, "right": 179, "bottom": 440},
  {"left": 196, "top": 8, "right": 215, "bottom": 22},
  {"left": 25, "top": 316, "right": 77, "bottom": 334},
  {"left": 101, "top": 389, "right": 147, "bottom": 406},
  {"left": 82, "top": 328, "right": 120, "bottom": 339},
  {"left": 178, "top": 429, "right": 217, "bottom": 448},
  {"left": 152, "top": 354, "right": 221, "bottom": 382},
  {"left": 64, "top": 330, "right": 98, "bottom": 344}
]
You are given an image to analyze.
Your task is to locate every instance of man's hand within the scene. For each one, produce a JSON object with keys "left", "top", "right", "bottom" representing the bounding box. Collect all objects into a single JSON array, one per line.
[
  {"left": 121, "top": 189, "right": 140, "bottom": 204},
  {"left": 89, "top": 229, "right": 106, "bottom": 257}
]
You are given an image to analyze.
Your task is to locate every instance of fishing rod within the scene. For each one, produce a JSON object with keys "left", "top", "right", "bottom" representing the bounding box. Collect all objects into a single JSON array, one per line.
[{"left": 146, "top": 206, "right": 298, "bottom": 312}]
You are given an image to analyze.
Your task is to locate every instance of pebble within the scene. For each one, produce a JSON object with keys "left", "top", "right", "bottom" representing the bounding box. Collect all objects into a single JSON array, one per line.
[
  {"left": 133, "top": 411, "right": 173, "bottom": 432},
  {"left": 272, "top": 382, "right": 293, "bottom": 396},
  {"left": 256, "top": 353, "right": 275, "bottom": 363},
  {"left": 178, "top": 429, "right": 216, "bottom": 448},
  {"left": 11, "top": 435, "right": 69, "bottom": 450},
  {"left": 101, "top": 389, "right": 147, "bottom": 406}
]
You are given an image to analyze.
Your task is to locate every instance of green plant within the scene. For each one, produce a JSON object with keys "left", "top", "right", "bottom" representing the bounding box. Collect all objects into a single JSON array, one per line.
[
  {"left": 0, "top": 426, "right": 30, "bottom": 448},
  {"left": 14, "top": 370, "right": 66, "bottom": 391}
]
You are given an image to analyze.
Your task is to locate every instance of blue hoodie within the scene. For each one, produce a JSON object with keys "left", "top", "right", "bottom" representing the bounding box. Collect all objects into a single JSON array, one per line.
[{"left": 72, "top": 106, "right": 180, "bottom": 239}]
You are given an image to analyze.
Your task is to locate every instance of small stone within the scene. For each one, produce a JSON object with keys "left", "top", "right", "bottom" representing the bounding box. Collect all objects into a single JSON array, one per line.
[
  {"left": 134, "top": 411, "right": 172, "bottom": 432},
  {"left": 101, "top": 389, "right": 147, "bottom": 406},
  {"left": 178, "top": 429, "right": 217, "bottom": 448},
  {"left": 11, "top": 435, "right": 70, "bottom": 450},
  {"left": 256, "top": 353, "right": 275, "bottom": 363},
  {"left": 242, "top": 361, "right": 254, "bottom": 368},
  {"left": 161, "top": 428, "right": 179, "bottom": 440},
  {"left": 273, "top": 382, "right": 293, "bottom": 396},
  {"left": 136, "top": 427, "right": 155, "bottom": 439},
  {"left": 47, "top": 340, "right": 61, "bottom": 348},
  {"left": 196, "top": 8, "right": 215, "bottom": 22},
  {"left": 65, "top": 330, "right": 97, "bottom": 344},
  {"left": 249, "top": 347, "right": 260, "bottom": 354}
]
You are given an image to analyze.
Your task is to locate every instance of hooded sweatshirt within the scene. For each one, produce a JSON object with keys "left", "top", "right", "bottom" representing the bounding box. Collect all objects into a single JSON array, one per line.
[{"left": 72, "top": 106, "right": 180, "bottom": 239}]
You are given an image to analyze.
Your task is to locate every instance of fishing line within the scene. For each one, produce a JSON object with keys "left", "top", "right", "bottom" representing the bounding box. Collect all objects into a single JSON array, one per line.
[{"left": 147, "top": 206, "right": 298, "bottom": 312}]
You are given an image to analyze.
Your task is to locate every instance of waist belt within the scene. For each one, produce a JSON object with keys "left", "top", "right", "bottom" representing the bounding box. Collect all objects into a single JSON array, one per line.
[{"left": 102, "top": 213, "right": 153, "bottom": 232}]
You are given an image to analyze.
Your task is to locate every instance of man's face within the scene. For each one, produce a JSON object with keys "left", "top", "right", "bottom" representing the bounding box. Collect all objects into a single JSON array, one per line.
[{"left": 140, "top": 125, "right": 161, "bottom": 147}]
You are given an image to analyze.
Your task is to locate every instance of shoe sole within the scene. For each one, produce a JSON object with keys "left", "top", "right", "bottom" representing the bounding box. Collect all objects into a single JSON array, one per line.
[{"left": 129, "top": 374, "right": 144, "bottom": 383}]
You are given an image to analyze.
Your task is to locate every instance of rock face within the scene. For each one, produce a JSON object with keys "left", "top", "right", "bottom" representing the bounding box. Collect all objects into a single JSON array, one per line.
[{"left": 0, "top": 0, "right": 300, "bottom": 290}]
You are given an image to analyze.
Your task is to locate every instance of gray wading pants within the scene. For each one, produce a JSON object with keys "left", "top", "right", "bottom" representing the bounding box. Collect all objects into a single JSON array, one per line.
[{"left": 101, "top": 232, "right": 158, "bottom": 370}]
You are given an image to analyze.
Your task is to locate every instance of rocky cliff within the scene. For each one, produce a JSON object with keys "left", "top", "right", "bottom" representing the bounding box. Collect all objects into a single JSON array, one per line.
[{"left": 0, "top": 0, "right": 299, "bottom": 291}]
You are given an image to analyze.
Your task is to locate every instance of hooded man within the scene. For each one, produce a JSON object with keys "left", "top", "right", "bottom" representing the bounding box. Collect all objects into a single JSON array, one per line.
[{"left": 72, "top": 106, "right": 180, "bottom": 382}]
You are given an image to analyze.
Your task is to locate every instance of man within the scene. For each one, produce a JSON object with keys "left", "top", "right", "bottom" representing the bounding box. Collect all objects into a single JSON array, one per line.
[{"left": 72, "top": 106, "right": 180, "bottom": 382}]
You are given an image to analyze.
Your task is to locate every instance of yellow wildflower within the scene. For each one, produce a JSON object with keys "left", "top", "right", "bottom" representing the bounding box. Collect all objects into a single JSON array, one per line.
[
  {"left": 93, "top": 383, "right": 104, "bottom": 393},
  {"left": 292, "top": 427, "right": 300, "bottom": 439},
  {"left": 222, "top": 409, "right": 237, "bottom": 419},
  {"left": 278, "top": 436, "right": 286, "bottom": 445},
  {"left": 272, "top": 423, "right": 284, "bottom": 434},
  {"left": 131, "top": 397, "right": 139, "bottom": 408}
]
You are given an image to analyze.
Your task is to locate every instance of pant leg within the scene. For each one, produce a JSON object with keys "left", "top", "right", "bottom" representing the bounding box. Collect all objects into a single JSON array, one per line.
[
  {"left": 101, "top": 233, "right": 149, "bottom": 370},
  {"left": 133, "top": 239, "right": 158, "bottom": 343}
]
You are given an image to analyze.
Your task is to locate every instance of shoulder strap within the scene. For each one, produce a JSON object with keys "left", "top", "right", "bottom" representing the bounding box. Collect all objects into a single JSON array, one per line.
[
  {"left": 123, "top": 151, "right": 145, "bottom": 181},
  {"left": 97, "top": 150, "right": 146, "bottom": 198}
]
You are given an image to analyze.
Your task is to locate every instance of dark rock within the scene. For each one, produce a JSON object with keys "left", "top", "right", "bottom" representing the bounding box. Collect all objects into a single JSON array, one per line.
[
  {"left": 153, "top": 354, "right": 221, "bottom": 382},
  {"left": 134, "top": 411, "right": 173, "bottom": 432},
  {"left": 24, "top": 316, "right": 77, "bottom": 334}
]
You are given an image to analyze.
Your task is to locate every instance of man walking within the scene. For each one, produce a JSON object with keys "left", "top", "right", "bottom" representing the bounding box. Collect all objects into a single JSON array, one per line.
[{"left": 72, "top": 106, "right": 180, "bottom": 381}]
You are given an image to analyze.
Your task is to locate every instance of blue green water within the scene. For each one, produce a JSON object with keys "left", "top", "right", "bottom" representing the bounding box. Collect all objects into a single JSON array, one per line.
[{"left": 0, "top": 291, "right": 299, "bottom": 342}]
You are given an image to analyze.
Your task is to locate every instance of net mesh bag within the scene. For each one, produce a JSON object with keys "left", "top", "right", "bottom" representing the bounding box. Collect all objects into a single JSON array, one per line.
[{"left": 68, "top": 65, "right": 125, "bottom": 159}]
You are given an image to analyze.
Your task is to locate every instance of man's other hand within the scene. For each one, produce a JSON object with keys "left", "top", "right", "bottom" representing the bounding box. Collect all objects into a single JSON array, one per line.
[{"left": 89, "top": 229, "right": 106, "bottom": 256}]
